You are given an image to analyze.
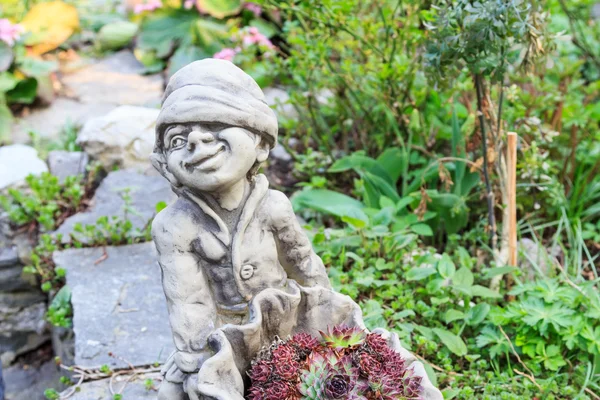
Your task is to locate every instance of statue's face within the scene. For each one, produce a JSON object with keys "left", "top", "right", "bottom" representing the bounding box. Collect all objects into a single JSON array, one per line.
[{"left": 163, "top": 123, "right": 264, "bottom": 193}]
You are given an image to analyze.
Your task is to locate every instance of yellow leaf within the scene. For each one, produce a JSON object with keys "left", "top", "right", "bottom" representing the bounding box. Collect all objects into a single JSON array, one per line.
[{"left": 21, "top": 1, "right": 80, "bottom": 55}]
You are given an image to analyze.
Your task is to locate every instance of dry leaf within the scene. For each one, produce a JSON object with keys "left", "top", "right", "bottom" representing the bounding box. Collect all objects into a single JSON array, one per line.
[
  {"left": 415, "top": 186, "right": 431, "bottom": 221},
  {"left": 471, "top": 157, "right": 484, "bottom": 173},
  {"left": 21, "top": 1, "right": 80, "bottom": 55}
]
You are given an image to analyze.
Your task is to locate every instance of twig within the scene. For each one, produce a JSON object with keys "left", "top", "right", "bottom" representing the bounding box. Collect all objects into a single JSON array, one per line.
[
  {"left": 513, "top": 369, "right": 542, "bottom": 390},
  {"left": 474, "top": 74, "right": 497, "bottom": 249},
  {"left": 56, "top": 359, "right": 161, "bottom": 399},
  {"left": 585, "top": 388, "right": 600, "bottom": 400},
  {"left": 498, "top": 326, "right": 539, "bottom": 389},
  {"left": 94, "top": 246, "right": 108, "bottom": 265},
  {"left": 413, "top": 352, "right": 460, "bottom": 376}
]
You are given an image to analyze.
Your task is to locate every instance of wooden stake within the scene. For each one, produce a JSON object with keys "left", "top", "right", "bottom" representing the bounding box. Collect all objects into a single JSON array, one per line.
[{"left": 507, "top": 132, "right": 518, "bottom": 267}]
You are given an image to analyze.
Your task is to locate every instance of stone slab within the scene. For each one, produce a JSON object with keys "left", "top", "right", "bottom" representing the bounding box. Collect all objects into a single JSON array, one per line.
[
  {"left": 76, "top": 106, "right": 159, "bottom": 171},
  {"left": 4, "top": 360, "right": 62, "bottom": 400},
  {"left": 10, "top": 98, "right": 116, "bottom": 144},
  {"left": 54, "top": 169, "right": 175, "bottom": 243},
  {"left": 53, "top": 242, "right": 174, "bottom": 369},
  {"left": 61, "top": 50, "right": 163, "bottom": 107},
  {"left": 0, "top": 145, "right": 48, "bottom": 190},
  {"left": 62, "top": 372, "right": 161, "bottom": 400},
  {"left": 47, "top": 151, "right": 89, "bottom": 182}
]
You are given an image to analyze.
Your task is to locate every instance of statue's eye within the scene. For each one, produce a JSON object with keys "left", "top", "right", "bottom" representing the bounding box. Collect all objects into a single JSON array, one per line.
[{"left": 170, "top": 136, "right": 187, "bottom": 149}]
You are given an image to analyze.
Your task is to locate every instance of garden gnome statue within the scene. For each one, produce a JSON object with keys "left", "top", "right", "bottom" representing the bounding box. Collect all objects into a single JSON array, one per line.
[{"left": 150, "top": 59, "right": 443, "bottom": 400}]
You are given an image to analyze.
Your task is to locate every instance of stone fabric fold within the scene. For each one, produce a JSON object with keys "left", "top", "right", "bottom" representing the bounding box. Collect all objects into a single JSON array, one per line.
[{"left": 183, "top": 280, "right": 443, "bottom": 400}]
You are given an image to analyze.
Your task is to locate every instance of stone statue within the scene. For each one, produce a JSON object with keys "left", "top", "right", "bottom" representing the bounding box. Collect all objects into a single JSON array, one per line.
[{"left": 150, "top": 59, "right": 443, "bottom": 400}]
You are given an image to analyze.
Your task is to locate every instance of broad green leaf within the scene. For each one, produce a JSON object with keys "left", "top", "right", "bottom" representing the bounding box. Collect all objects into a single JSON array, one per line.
[
  {"left": 50, "top": 285, "right": 71, "bottom": 308},
  {"left": 195, "top": 19, "right": 229, "bottom": 48},
  {"left": 411, "top": 223, "right": 433, "bottom": 236},
  {"left": 471, "top": 285, "right": 502, "bottom": 299},
  {"left": 6, "top": 78, "right": 37, "bottom": 104},
  {"left": 291, "top": 189, "right": 368, "bottom": 223},
  {"left": 363, "top": 171, "right": 401, "bottom": 202},
  {"left": 96, "top": 21, "right": 138, "bottom": 51},
  {"left": 197, "top": 0, "right": 242, "bottom": 18},
  {"left": 17, "top": 57, "right": 58, "bottom": 77},
  {"left": 0, "top": 73, "right": 19, "bottom": 92},
  {"left": 467, "top": 303, "right": 490, "bottom": 325},
  {"left": 167, "top": 45, "right": 210, "bottom": 78},
  {"left": 442, "top": 388, "right": 459, "bottom": 399},
  {"left": 437, "top": 254, "right": 456, "bottom": 278},
  {"left": 406, "top": 267, "right": 437, "bottom": 281},
  {"left": 138, "top": 11, "right": 196, "bottom": 57},
  {"left": 445, "top": 309, "right": 465, "bottom": 324},
  {"left": 376, "top": 147, "right": 404, "bottom": 182},
  {"left": 433, "top": 328, "right": 467, "bottom": 356},
  {"left": 483, "top": 266, "right": 517, "bottom": 279},
  {"left": 453, "top": 266, "right": 474, "bottom": 287}
]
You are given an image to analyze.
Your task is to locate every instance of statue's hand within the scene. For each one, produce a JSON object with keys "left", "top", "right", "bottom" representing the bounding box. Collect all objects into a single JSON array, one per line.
[
  {"left": 161, "top": 350, "right": 212, "bottom": 384},
  {"left": 174, "top": 350, "right": 212, "bottom": 373}
]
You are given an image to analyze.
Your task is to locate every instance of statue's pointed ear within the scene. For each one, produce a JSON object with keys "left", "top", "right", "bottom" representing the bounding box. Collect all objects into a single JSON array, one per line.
[{"left": 150, "top": 152, "right": 181, "bottom": 187}]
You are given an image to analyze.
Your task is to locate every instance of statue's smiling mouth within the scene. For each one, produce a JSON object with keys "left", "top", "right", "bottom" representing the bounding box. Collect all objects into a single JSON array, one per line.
[{"left": 185, "top": 145, "right": 226, "bottom": 170}]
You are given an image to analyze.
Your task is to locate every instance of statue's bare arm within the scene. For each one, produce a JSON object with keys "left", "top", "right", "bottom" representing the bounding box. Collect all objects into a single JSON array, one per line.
[
  {"left": 152, "top": 210, "right": 217, "bottom": 374},
  {"left": 270, "top": 191, "right": 331, "bottom": 289}
]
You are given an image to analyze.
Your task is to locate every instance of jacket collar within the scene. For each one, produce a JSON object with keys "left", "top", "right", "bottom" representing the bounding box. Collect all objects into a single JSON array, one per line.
[{"left": 182, "top": 174, "right": 269, "bottom": 249}]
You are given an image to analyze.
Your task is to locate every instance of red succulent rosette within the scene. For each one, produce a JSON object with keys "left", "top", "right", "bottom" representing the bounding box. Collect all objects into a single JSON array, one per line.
[{"left": 246, "top": 325, "right": 423, "bottom": 400}]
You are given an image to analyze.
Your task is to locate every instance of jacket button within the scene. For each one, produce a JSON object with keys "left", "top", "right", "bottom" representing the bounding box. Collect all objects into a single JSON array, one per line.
[{"left": 240, "top": 264, "right": 254, "bottom": 280}]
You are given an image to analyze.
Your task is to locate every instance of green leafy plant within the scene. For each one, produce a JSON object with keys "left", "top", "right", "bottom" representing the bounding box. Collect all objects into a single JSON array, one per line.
[
  {"left": 0, "top": 17, "right": 59, "bottom": 141},
  {"left": 0, "top": 172, "right": 85, "bottom": 231},
  {"left": 132, "top": 1, "right": 276, "bottom": 78}
]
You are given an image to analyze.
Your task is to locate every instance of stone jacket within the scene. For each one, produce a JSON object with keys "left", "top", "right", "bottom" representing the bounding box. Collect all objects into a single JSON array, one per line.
[{"left": 152, "top": 174, "right": 330, "bottom": 363}]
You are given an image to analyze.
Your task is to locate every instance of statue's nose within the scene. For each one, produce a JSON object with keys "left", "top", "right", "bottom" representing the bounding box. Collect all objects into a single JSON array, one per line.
[{"left": 187, "top": 130, "right": 215, "bottom": 150}]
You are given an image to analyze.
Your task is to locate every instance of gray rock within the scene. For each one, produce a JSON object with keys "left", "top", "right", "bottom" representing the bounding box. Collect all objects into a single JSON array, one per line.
[
  {"left": 51, "top": 326, "right": 75, "bottom": 368},
  {"left": 270, "top": 143, "right": 292, "bottom": 162},
  {"left": 0, "top": 246, "right": 18, "bottom": 268},
  {"left": 1, "top": 332, "right": 50, "bottom": 367},
  {"left": 77, "top": 106, "right": 159, "bottom": 172},
  {"left": 53, "top": 242, "right": 174, "bottom": 369},
  {"left": 61, "top": 373, "right": 161, "bottom": 400},
  {"left": 0, "top": 145, "right": 48, "bottom": 190},
  {"left": 53, "top": 169, "right": 175, "bottom": 243},
  {"left": 0, "top": 265, "right": 37, "bottom": 292},
  {"left": 519, "top": 238, "right": 556, "bottom": 279},
  {"left": 263, "top": 86, "right": 298, "bottom": 121},
  {"left": 0, "top": 301, "right": 47, "bottom": 335},
  {"left": 4, "top": 360, "right": 63, "bottom": 400},
  {"left": 47, "top": 151, "right": 89, "bottom": 182},
  {"left": 593, "top": 3, "right": 600, "bottom": 19},
  {"left": 10, "top": 98, "right": 116, "bottom": 144},
  {"left": 0, "top": 292, "right": 46, "bottom": 309},
  {"left": 61, "top": 50, "right": 162, "bottom": 107}
]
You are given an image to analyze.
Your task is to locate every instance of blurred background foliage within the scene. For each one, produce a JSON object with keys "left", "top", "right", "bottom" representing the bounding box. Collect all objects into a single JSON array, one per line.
[{"left": 1, "top": 0, "right": 600, "bottom": 398}]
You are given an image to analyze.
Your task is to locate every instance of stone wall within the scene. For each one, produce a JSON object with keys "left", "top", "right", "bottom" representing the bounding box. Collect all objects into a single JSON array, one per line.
[{"left": 0, "top": 215, "right": 49, "bottom": 367}]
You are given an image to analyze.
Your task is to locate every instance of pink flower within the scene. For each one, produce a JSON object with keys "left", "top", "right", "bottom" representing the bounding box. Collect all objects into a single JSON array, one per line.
[
  {"left": 183, "top": 0, "right": 194, "bottom": 9},
  {"left": 133, "top": 0, "right": 162, "bottom": 14},
  {"left": 243, "top": 2, "right": 262, "bottom": 17},
  {"left": 0, "top": 19, "right": 24, "bottom": 47},
  {"left": 240, "top": 27, "right": 274, "bottom": 50},
  {"left": 213, "top": 47, "right": 240, "bottom": 62}
]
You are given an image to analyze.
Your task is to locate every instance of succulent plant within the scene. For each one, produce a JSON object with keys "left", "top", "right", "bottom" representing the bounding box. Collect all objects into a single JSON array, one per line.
[
  {"left": 320, "top": 325, "right": 366, "bottom": 351},
  {"left": 247, "top": 325, "right": 423, "bottom": 400}
]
